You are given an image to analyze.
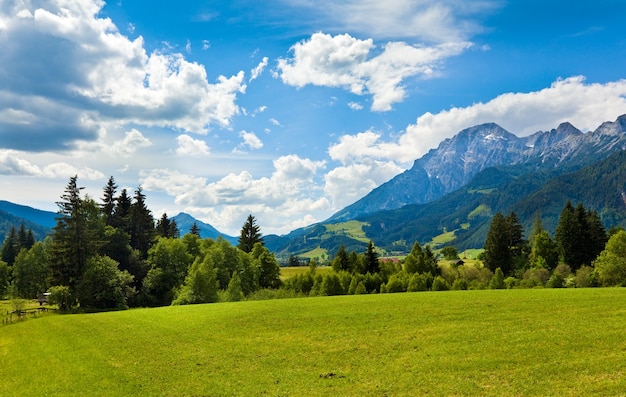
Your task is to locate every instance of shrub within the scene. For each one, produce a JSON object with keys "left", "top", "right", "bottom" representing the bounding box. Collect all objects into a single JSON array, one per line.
[
  {"left": 47, "top": 285, "right": 76, "bottom": 312},
  {"left": 546, "top": 273, "right": 565, "bottom": 288},
  {"left": 489, "top": 268, "right": 506, "bottom": 289},
  {"left": 451, "top": 278, "right": 468, "bottom": 290},
  {"left": 407, "top": 273, "right": 428, "bottom": 292},
  {"left": 431, "top": 276, "right": 450, "bottom": 291},
  {"left": 385, "top": 274, "right": 406, "bottom": 293},
  {"left": 574, "top": 265, "right": 595, "bottom": 288}
]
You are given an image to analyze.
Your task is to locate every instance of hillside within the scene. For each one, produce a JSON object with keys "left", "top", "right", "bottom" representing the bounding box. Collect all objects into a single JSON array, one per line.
[
  {"left": 270, "top": 149, "right": 626, "bottom": 257},
  {"left": 0, "top": 200, "right": 56, "bottom": 241}
]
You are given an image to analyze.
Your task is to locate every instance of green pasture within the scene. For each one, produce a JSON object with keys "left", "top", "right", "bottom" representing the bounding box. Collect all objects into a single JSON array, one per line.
[
  {"left": 280, "top": 265, "right": 332, "bottom": 280},
  {"left": 2, "top": 288, "right": 626, "bottom": 396},
  {"left": 324, "top": 220, "right": 370, "bottom": 242}
]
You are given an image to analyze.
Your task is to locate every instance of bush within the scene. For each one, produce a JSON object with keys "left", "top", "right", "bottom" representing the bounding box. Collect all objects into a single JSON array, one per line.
[
  {"left": 451, "top": 278, "right": 468, "bottom": 290},
  {"left": 385, "top": 274, "right": 406, "bottom": 293},
  {"left": 407, "top": 273, "right": 429, "bottom": 292},
  {"left": 546, "top": 273, "right": 565, "bottom": 288},
  {"left": 431, "top": 276, "right": 450, "bottom": 291},
  {"left": 574, "top": 266, "right": 595, "bottom": 288},
  {"left": 47, "top": 285, "right": 76, "bottom": 312},
  {"left": 489, "top": 268, "right": 505, "bottom": 289}
]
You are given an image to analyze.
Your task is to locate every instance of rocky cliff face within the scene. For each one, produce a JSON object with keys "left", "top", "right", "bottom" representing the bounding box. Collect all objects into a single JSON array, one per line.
[{"left": 330, "top": 115, "right": 626, "bottom": 221}]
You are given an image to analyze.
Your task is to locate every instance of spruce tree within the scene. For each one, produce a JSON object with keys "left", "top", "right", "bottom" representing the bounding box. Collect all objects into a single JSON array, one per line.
[
  {"left": 101, "top": 176, "right": 118, "bottom": 225},
  {"left": 331, "top": 244, "right": 351, "bottom": 272},
  {"left": 364, "top": 240, "right": 380, "bottom": 274},
  {"left": 237, "top": 214, "right": 263, "bottom": 253},
  {"left": 483, "top": 212, "right": 512, "bottom": 274},
  {"left": 1, "top": 226, "right": 19, "bottom": 266},
  {"left": 189, "top": 222, "right": 201, "bottom": 236},
  {"left": 129, "top": 187, "right": 155, "bottom": 258}
]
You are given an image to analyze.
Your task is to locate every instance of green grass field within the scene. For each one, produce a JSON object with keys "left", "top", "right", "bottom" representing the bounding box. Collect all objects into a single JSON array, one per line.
[{"left": 2, "top": 288, "right": 626, "bottom": 396}]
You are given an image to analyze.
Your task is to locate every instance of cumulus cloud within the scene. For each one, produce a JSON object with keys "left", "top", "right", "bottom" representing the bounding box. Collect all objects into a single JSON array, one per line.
[
  {"left": 348, "top": 102, "right": 363, "bottom": 110},
  {"left": 0, "top": 150, "right": 104, "bottom": 179},
  {"left": 140, "top": 154, "right": 327, "bottom": 234},
  {"left": 108, "top": 129, "right": 152, "bottom": 158},
  {"left": 277, "top": 32, "right": 471, "bottom": 111},
  {"left": 392, "top": 76, "right": 626, "bottom": 162},
  {"left": 176, "top": 134, "right": 210, "bottom": 157},
  {"left": 238, "top": 131, "right": 264, "bottom": 151},
  {"left": 0, "top": 0, "right": 247, "bottom": 152}
]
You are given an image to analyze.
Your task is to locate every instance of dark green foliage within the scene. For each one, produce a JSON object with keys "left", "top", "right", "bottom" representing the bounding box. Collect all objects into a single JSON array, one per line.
[
  {"left": 189, "top": 222, "right": 201, "bottom": 236},
  {"left": 530, "top": 230, "right": 559, "bottom": 270},
  {"left": 555, "top": 202, "right": 607, "bottom": 270},
  {"left": 364, "top": 241, "right": 380, "bottom": 274},
  {"left": 129, "top": 187, "right": 155, "bottom": 258},
  {"left": 441, "top": 246, "right": 459, "bottom": 260},
  {"left": 49, "top": 178, "right": 106, "bottom": 291},
  {"left": 76, "top": 255, "right": 134, "bottom": 310},
  {"left": 331, "top": 244, "right": 351, "bottom": 272},
  {"left": 238, "top": 214, "right": 263, "bottom": 253},
  {"left": 156, "top": 213, "right": 180, "bottom": 238},
  {"left": 101, "top": 176, "right": 117, "bottom": 225},
  {"left": 483, "top": 212, "right": 526, "bottom": 276},
  {"left": 1, "top": 226, "right": 19, "bottom": 266},
  {"left": 0, "top": 260, "right": 9, "bottom": 298},
  {"left": 142, "top": 238, "right": 193, "bottom": 306},
  {"left": 407, "top": 273, "right": 429, "bottom": 292}
]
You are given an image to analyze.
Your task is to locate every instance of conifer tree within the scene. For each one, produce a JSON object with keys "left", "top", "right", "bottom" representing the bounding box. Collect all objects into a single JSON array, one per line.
[
  {"left": 189, "top": 222, "right": 201, "bottom": 236},
  {"left": 101, "top": 176, "right": 118, "bottom": 225},
  {"left": 331, "top": 244, "right": 351, "bottom": 272},
  {"left": 111, "top": 188, "right": 132, "bottom": 231},
  {"left": 237, "top": 214, "right": 263, "bottom": 253},
  {"left": 483, "top": 212, "right": 512, "bottom": 274},
  {"left": 1, "top": 226, "right": 19, "bottom": 266},
  {"left": 129, "top": 187, "right": 155, "bottom": 258},
  {"left": 364, "top": 240, "right": 380, "bottom": 274}
]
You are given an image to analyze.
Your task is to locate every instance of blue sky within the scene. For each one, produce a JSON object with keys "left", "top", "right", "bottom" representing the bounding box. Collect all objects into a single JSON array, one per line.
[{"left": 1, "top": 0, "right": 626, "bottom": 235}]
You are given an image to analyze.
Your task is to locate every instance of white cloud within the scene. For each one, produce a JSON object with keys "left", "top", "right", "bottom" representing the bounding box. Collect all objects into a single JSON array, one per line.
[
  {"left": 269, "top": 118, "right": 281, "bottom": 126},
  {"left": 324, "top": 160, "right": 403, "bottom": 210},
  {"left": 238, "top": 130, "right": 264, "bottom": 151},
  {"left": 277, "top": 32, "right": 471, "bottom": 111},
  {"left": 250, "top": 56, "right": 268, "bottom": 82},
  {"left": 0, "top": 0, "right": 247, "bottom": 152},
  {"left": 392, "top": 76, "right": 626, "bottom": 162},
  {"left": 176, "top": 134, "right": 210, "bottom": 157},
  {"left": 0, "top": 150, "right": 104, "bottom": 179},
  {"left": 141, "top": 155, "right": 327, "bottom": 234},
  {"left": 108, "top": 128, "right": 152, "bottom": 158},
  {"left": 348, "top": 101, "right": 363, "bottom": 110},
  {"left": 202, "top": 39, "right": 211, "bottom": 50},
  {"left": 281, "top": 0, "right": 499, "bottom": 43}
]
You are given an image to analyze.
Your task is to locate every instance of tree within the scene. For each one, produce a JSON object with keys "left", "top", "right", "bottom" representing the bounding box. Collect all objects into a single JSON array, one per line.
[
  {"left": 189, "top": 222, "right": 201, "bottom": 237},
  {"left": 172, "top": 255, "right": 219, "bottom": 305},
  {"left": 331, "top": 244, "right": 351, "bottom": 272},
  {"left": 17, "top": 224, "right": 34, "bottom": 251},
  {"left": 441, "top": 246, "right": 459, "bottom": 260},
  {"left": 129, "top": 187, "right": 155, "bottom": 258},
  {"left": 111, "top": 188, "right": 132, "bottom": 231},
  {"left": 364, "top": 241, "right": 380, "bottom": 274},
  {"left": 76, "top": 255, "right": 134, "bottom": 310},
  {"left": 143, "top": 237, "right": 193, "bottom": 305},
  {"left": 556, "top": 202, "right": 607, "bottom": 270},
  {"left": 1, "top": 226, "right": 19, "bottom": 266},
  {"left": 251, "top": 242, "right": 281, "bottom": 289},
  {"left": 237, "top": 214, "right": 263, "bottom": 253},
  {"left": 0, "top": 260, "right": 10, "bottom": 298},
  {"left": 101, "top": 176, "right": 118, "bottom": 225},
  {"left": 12, "top": 242, "right": 50, "bottom": 299},
  {"left": 49, "top": 177, "right": 106, "bottom": 291},
  {"left": 483, "top": 212, "right": 526, "bottom": 276},
  {"left": 156, "top": 213, "right": 179, "bottom": 238},
  {"left": 593, "top": 230, "right": 626, "bottom": 286},
  {"left": 226, "top": 272, "right": 245, "bottom": 302},
  {"left": 530, "top": 230, "right": 559, "bottom": 270}
]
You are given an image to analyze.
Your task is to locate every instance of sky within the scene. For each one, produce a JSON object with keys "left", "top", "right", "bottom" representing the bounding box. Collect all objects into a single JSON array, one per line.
[{"left": 1, "top": 0, "right": 626, "bottom": 236}]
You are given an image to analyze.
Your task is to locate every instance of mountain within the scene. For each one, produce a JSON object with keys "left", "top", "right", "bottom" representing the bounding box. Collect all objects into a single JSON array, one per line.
[
  {"left": 330, "top": 115, "right": 626, "bottom": 221},
  {"left": 0, "top": 201, "right": 57, "bottom": 242},
  {"left": 271, "top": 149, "right": 626, "bottom": 258},
  {"left": 0, "top": 200, "right": 58, "bottom": 228},
  {"left": 172, "top": 212, "right": 237, "bottom": 244}
]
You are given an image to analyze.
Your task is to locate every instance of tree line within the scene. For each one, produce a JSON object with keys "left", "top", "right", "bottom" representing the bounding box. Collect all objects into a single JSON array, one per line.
[
  {"left": 0, "top": 176, "right": 281, "bottom": 310},
  {"left": 3, "top": 176, "right": 626, "bottom": 309}
]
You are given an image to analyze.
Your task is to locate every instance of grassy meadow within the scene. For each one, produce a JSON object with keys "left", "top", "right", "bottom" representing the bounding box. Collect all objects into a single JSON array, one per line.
[{"left": 2, "top": 288, "right": 626, "bottom": 396}]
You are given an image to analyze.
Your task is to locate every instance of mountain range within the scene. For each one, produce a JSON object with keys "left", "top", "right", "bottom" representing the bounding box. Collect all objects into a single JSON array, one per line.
[{"left": 3, "top": 115, "right": 626, "bottom": 260}]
